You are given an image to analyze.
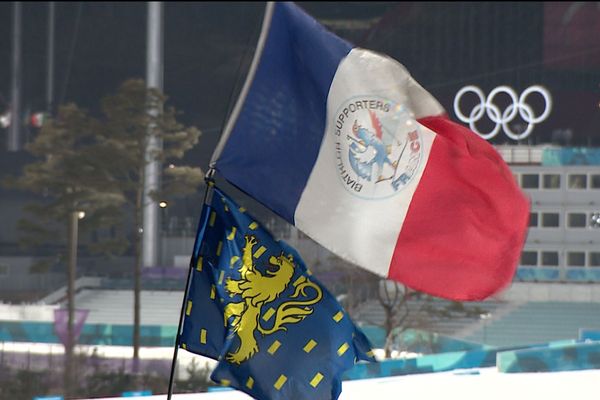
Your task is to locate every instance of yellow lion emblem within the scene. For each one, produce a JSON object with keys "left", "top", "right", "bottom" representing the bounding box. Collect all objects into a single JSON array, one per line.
[{"left": 223, "top": 235, "right": 322, "bottom": 364}]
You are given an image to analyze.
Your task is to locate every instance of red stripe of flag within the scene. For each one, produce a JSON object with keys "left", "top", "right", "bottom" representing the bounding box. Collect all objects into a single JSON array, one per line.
[{"left": 388, "top": 116, "right": 530, "bottom": 301}]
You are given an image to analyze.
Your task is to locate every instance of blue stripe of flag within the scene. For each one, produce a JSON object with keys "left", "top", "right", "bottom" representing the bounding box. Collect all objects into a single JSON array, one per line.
[{"left": 215, "top": 2, "right": 352, "bottom": 223}]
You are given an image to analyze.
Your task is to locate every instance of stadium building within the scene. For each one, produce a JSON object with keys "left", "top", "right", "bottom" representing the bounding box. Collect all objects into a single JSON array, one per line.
[{"left": 0, "top": 2, "right": 599, "bottom": 393}]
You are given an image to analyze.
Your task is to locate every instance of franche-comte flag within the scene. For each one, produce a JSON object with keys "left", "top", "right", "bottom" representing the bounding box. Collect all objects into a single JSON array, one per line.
[
  {"left": 211, "top": 1, "right": 530, "bottom": 301},
  {"left": 179, "top": 186, "right": 374, "bottom": 399}
]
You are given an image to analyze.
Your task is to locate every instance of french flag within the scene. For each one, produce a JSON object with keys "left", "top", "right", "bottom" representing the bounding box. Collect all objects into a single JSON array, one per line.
[{"left": 211, "top": 2, "right": 530, "bottom": 301}]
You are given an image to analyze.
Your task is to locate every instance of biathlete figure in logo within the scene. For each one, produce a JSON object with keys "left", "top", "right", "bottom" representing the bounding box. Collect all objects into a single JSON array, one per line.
[{"left": 348, "top": 110, "right": 398, "bottom": 183}]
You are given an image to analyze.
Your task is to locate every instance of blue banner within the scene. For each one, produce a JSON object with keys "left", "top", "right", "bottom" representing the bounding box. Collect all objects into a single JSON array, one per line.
[{"left": 542, "top": 148, "right": 600, "bottom": 165}]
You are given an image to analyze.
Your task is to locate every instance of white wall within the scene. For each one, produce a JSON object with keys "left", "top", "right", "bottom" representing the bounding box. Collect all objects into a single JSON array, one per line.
[
  {"left": 0, "top": 303, "right": 57, "bottom": 321},
  {"left": 500, "top": 282, "right": 600, "bottom": 302}
]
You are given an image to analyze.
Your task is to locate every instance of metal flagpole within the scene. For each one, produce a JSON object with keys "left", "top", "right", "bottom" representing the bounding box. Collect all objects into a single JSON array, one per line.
[
  {"left": 166, "top": 172, "right": 215, "bottom": 400},
  {"left": 209, "top": 1, "right": 275, "bottom": 169},
  {"left": 8, "top": 1, "right": 22, "bottom": 152},
  {"left": 142, "top": 0, "right": 163, "bottom": 277},
  {"left": 137, "top": 0, "right": 163, "bottom": 374}
]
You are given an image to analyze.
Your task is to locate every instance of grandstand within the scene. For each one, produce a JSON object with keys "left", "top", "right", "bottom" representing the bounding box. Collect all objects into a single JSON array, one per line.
[
  {"left": 352, "top": 287, "right": 600, "bottom": 350},
  {"left": 3, "top": 264, "right": 600, "bottom": 352},
  {"left": 353, "top": 297, "right": 506, "bottom": 339},
  {"left": 73, "top": 289, "right": 181, "bottom": 326},
  {"left": 464, "top": 301, "right": 600, "bottom": 347}
]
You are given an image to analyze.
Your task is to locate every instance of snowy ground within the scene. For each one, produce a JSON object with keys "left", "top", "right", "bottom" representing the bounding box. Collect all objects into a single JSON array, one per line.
[
  {"left": 87, "top": 367, "right": 600, "bottom": 400},
  {"left": 5, "top": 341, "right": 599, "bottom": 399}
]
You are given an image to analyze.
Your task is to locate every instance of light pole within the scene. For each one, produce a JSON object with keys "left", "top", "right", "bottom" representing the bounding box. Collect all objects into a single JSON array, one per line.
[
  {"left": 378, "top": 279, "right": 404, "bottom": 358},
  {"left": 480, "top": 312, "right": 492, "bottom": 344},
  {"left": 65, "top": 210, "right": 84, "bottom": 397},
  {"left": 159, "top": 200, "right": 168, "bottom": 259},
  {"left": 137, "top": 1, "right": 163, "bottom": 376},
  {"left": 47, "top": 1, "right": 55, "bottom": 114},
  {"left": 142, "top": 0, "right": 163, "bottom": 268},
  {"left": 8, "top": 1, "right": 22, "bottom": 151}
]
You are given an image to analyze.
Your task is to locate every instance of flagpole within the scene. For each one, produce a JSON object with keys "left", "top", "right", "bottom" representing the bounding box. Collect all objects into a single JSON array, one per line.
[
  {"left": 209, "top": 1, "right": 275, "bottom": 169},
  {"left": 166, "top": 172, "right": 215, "bottom": 400}
]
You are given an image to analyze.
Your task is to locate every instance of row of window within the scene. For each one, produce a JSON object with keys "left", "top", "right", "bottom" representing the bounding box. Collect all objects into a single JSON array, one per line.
[
  {"left": 529, "top": 211, "right": 600, "bottom": 228},
  {"left": 517, "top": 173, "right": 600, "bottom": 190},
  {"left": 521, "top": 250, "right": 600, "bottom": 267}
]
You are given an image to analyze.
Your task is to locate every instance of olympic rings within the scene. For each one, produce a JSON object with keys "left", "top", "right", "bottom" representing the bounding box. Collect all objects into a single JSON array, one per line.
[{"left": 453, "top": 85, "right": 552, "bottom": 140}]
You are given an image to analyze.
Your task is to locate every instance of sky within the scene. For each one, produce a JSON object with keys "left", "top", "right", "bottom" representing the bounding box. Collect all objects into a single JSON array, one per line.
[
  {"left": 1, "top": 1, "right": 599, "bottom": 230},
  {"left": 0, "top": 2, "right": 400, "bottom": 252},
  {"left": 0, "top": 2, "right": 264, "bottom": 169},
  {"left": 0, "top": 2, "right": 398, "bottom": 169},
  {"left": 1, "top": 2, "right": 599, "bottom": 161}
]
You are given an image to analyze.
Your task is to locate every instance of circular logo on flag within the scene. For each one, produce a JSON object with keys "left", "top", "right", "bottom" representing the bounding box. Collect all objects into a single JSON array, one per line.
[{"left": 332, "top": 96, "right": 423, "bottom": 200}]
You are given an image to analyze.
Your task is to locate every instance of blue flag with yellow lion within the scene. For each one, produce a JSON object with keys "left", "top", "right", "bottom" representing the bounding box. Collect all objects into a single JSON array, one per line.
[{"left": 179, "top": 185, "right": 374, "bottom": 399}]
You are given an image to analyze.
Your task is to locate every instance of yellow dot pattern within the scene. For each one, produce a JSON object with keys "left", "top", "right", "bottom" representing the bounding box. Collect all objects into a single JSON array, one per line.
[
  {"left": 253, "top": 246, "right": 267, "bottom": 259},
  {"left": 310, "top": 372, "right": 324, "bottom": 388},
  {"left": 227, "top": 227, "right": 237, "bottom": 240},
  {"left": 333, "top": 311, "right": 344, "bottom": 322},
  {"left": 303, "top": 339, "right": 317, "bottom": 353},
  {"left": 267, "top": 340, "right": 281, "bottom": 355},
  {"left": 246, "top": 377, "right": 254, "bottom": 389},
  {"left": 262, "top": 307, "right": 276, "bottom": 322},
  {"left": 274, "top": 375, "right": 287, "bottom": 390},
  {"left": 337, "top": 342, "right": 349, "bottom": 356}
]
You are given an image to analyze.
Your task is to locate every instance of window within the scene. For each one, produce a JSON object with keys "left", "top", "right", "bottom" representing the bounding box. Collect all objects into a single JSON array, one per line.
[
  {"left": 568, "top": 174, "right": 587, "bottom": 189},
  {"left": 542, "top": 174, "right": 561, "bottom": 189},
  {"left": 529, "top": 212, "right": 538, "bottom": 227},
  {"left": 521, "top": 174, "right": 539, "bottom": 189},
  {"left": 541, "top": 213, "right": 559, "bottom": 227},
  {"left": 541, "top": 251, "right": 559, "bottom": 266},
  {"left": 567, "top": 252, "right": 585, "bottom": 267},
  {"left": 590, "top": 252, "right": 600, "bottom": 267},
  {"left": 521, "top": 251, "right": 538, "bottom": 266},
  {"left": 567, "top": 213, "right": 587, "bottom": 228},
  {"left": 591, "top": 174, "right": 600, "bottom": 189}
]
